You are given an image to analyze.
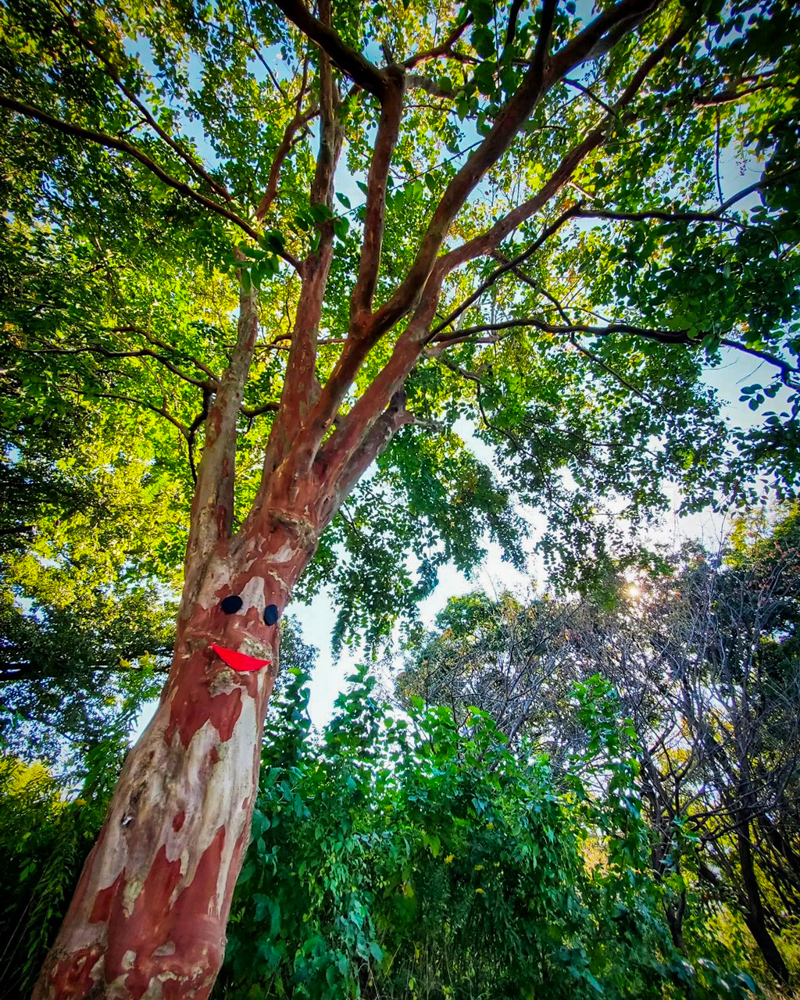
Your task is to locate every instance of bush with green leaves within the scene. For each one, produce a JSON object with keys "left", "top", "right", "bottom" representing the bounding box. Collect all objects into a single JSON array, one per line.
[
  {"left": 216, "top": 669, "right": 756, "bottom": 1000},
  {"left": 0, "top": 734, "right": 126, "bottom": 998}
]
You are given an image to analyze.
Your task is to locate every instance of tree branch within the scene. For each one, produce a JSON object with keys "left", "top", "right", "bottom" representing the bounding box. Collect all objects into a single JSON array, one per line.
[
  {"left": 549, "top": 0, "right": 659, "bottom": 77},
  {"left": 404, "top": 18, "right": 473, "bottom": 69},
  {"left": 308, "top": 0, "right": 651, "bottom": 449},
  {"left": 502, "top": 0, "right": 527, "bottom": 57},
  {"left": 115, "top": 326, "right": 221, "bottom": 383},
  {"left": 350, "top": 66, "right": 406, "bottom": 323},
  {"left": 567, "top": 335, "right": 665, "bottom": 410},
  {"left": 323, "top": 389, "right": 415, "bottom": 521},
  {"left": 573, "top": 165, "right": 800, "bottom": 228},
  {"left": 694, "top": 79, "right": 783, "bottom": 107},
  {"left": 440, "top": 19, "right": 689, "bottom": 272},
  {"left": 256, "top": 103, "right": 319, "bottom": 220},
  {"left": 718, "top": 166, "right": 800, "bottom": 214},
  {"left": 317, "top": 275, "right": 444, "bottom": 495},
  {"left": 19, "top": 342, "right": 216, "bottom": 390},
  {"left": 575, "top": 207, "right": 740, "bottom": 225},
  {"left": 186, "top": 387, "right": 213, "bottom": 482},
  {"left": 531, "top": 0, "right": 559, "bottom": 80},
  {"left": 719, "top": 339, "right": 800, "bottom": 386},
  {"left": 254, "top": 0, "right": 344, "bottom": 492},
  {"left": 430, "top": 203, "right": 583, "bottom": 339},
  {"left": 94, "top": 393, "right": 190, "bottom": 438},
  {"left": 0, "top": 95, "right": 269, "bottom": 246},
  {"left": 270, "top": 0, "right": 388, "bottom": 97},
  {"left": 564, "top": 77, "right": 619, "bottom": 117},
  {"left": 280, "top": 0, "right": 677, "bottom": 500},
  {"left": 368, "top": 21, "right": 563, "bottom": 335},
  {"left": 432, "top": 315, "right": 695, "bottom": 345},
  {"left": 240, "top": 401, "right": 280, "bottom": 418},
  {"left": 183, "top": 276, "right": 260, "bottom": 598}
]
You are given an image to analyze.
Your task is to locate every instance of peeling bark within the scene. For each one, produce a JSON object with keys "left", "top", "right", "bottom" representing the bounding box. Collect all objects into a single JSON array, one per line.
[{"left": 33, "top": 520, "right": 315, "bottom": 1000}]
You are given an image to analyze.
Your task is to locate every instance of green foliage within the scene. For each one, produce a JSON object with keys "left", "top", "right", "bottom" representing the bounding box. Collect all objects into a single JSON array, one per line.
[
  {"left": 0, "top": 730, "right": 131, "bottom": 997},
  {"left": 0, "top": 439, "right": 176, "bottom": 763},
  {"left": 216, "top": 668, "right": 753, "bottom": 1000},
  {"left": 399, "top": 505, "right": 800, "bottom": 990},
  {"left": 1, "top": 0, "right": 799, "bottom": 644}
]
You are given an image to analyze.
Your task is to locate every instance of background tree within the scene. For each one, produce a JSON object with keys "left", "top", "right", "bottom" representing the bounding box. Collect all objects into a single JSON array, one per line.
[
  {"left": 403, "top": 506, "right": 800, "bottom": 984},
  {"left": 0, "top": 0, "right": 798, "bottom": 995},
  {"left": 0, "top": 410, "right": 179, "bottom": 763}
]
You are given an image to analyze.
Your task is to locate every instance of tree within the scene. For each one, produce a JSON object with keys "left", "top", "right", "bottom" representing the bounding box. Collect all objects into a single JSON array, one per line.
[
  {"left": 402, "top": 507, "right": 800, "bottom": 983},
  {"left": 0, "top": 403, "right": 180, "bottom": 763},
  {"left": 0, "top": 0, "right": 798, "bottom": 995}
]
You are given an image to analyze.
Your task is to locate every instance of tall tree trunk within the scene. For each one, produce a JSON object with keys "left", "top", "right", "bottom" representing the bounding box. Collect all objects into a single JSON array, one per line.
[
  {"left": 33, "top": 518, "right": 314, "bottom": 1000},
  {"left": 738, "top": 827, "right": 790, "bottom": 985},
  {"left": 26, "top": 7, "right": 671, "bottom": 995}
]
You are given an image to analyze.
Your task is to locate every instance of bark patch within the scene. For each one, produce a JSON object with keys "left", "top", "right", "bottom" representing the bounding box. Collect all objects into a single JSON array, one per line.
[
  {"left": 104, "top": 845, "right": 182, "bottom": 995},
  {"left": 48, "top": 945, "right": 104, "bottom": 998},
  {"left": 89, "top": 871, "right": 125, "bottom": 925},
  {"left": 165, "top": 682, "right": 243, "bottom": 748}
]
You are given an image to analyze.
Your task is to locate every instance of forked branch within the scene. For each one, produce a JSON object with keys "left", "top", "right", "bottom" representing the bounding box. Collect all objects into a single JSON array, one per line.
[{"left": 270, "top": 0, "right": 388, "bottom": 97}]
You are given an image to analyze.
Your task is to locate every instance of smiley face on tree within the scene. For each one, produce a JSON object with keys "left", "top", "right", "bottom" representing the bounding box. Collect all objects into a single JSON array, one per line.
[{"left": 211, "top": 595, "right": 281, "bottom": 672}]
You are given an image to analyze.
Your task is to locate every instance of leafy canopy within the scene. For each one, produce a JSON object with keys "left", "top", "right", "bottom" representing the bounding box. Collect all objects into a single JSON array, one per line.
[{"left": 1, "top": 0, "right": 799, "bottom": 645}]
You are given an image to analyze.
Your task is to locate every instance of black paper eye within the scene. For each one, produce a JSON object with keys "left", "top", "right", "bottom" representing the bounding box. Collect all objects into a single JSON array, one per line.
[
  {"left": 220, "top": 595, "right": 243, "bottom": 614},
  {"left": 264, "top": 604, "right": 280, "bottom": 626}
]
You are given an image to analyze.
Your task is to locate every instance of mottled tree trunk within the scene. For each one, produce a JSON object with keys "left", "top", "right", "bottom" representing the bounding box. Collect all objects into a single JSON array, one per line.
[{"left": 33, "top": 520, "right": 313, "bottom": 1000}]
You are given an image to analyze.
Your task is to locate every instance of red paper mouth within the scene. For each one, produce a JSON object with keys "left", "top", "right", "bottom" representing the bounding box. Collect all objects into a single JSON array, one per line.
[{"left": 211, "top": 643, "right": 271, "bottom": 673}]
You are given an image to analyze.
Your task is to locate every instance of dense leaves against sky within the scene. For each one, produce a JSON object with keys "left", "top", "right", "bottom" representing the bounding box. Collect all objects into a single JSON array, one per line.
[{"left": 1, "top": 0, "right": 799, "bottom": 647}]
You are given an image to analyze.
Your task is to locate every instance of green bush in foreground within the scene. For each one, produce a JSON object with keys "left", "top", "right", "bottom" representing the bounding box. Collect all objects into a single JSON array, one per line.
[{"left": 217, "top": 668, "right": 756, "bottom": 1000}]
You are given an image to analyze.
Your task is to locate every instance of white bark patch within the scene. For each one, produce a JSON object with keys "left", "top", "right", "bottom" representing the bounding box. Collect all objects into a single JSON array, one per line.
[
  {"left": 121, "top": 881, "right": 140, "bottom": 919},
  {"left": 238, "top": 575, "right": 266, "bottom": 613},
  {"left": 269, "top": 540, "right": 296, "bottom": 564},
  {"left": 238, "top": 634, "right": 272, "bottom": 660},
  {"left": 140, "top": 973, "right": 178, "bottom": 1000},
  {"left": 266, "top": 569, "right": 291, "bottom": 595},
  {"left": 160, "top": 700, "right": 258, "bottom": 914},
  {"left": 195, "top": 555, "right": 234, "bottom": 611}
]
